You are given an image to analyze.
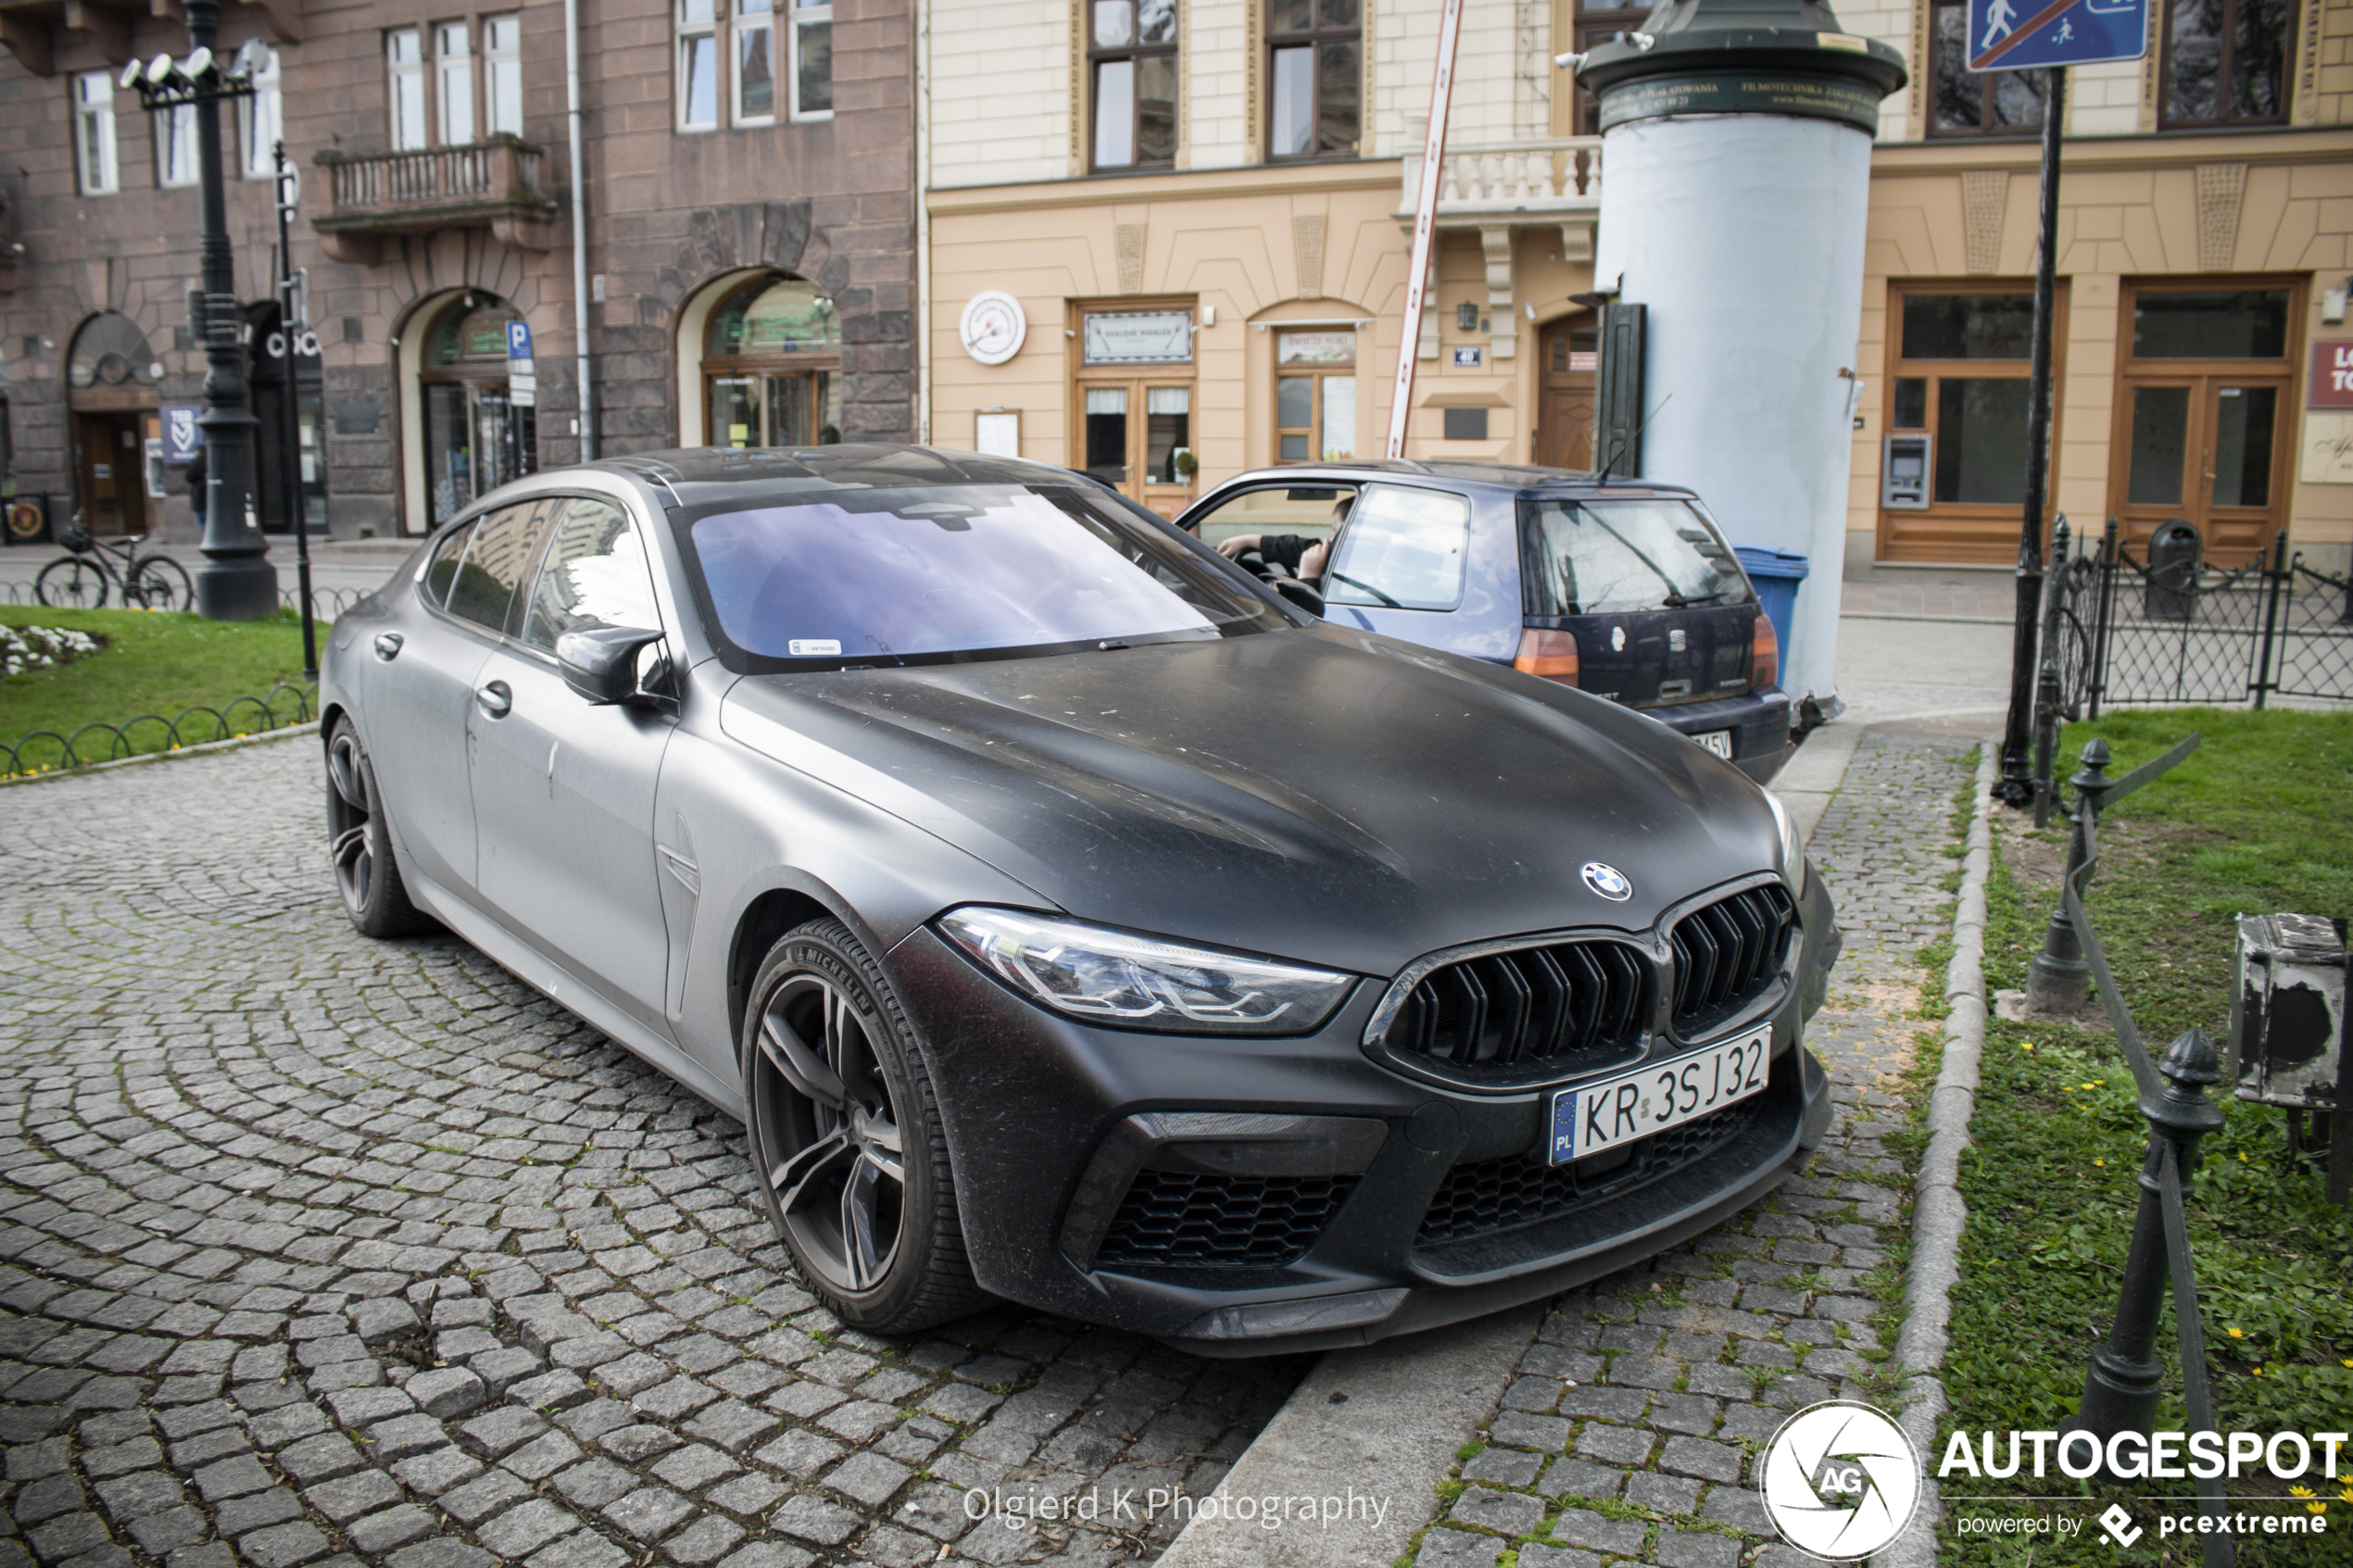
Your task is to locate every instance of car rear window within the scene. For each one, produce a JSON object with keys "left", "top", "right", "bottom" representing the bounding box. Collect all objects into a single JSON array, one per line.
[
  {"left": 676, "top": 483, "right": 1284, "bottom": 671},
  {"left": 1518, "top": 498, "right": 1753, "bottom": 617}
]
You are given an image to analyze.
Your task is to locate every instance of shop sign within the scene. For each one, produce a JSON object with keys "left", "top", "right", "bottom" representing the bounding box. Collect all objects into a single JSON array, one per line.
[
  {"left": 2309, "top": 341, "right": 2353, "bottom": 408},
  {"left": 1084, "top": 311, "right": 1191, "bottom": 365},
  {"left": 2300, "top": 413, "right": 2353, "bottom": 484},
  {"left": 161, "top": 405, "right": 203, "bottom": 464},
  {"left": 1277, "top": 331, "right": 1355, "bottom": 365}
]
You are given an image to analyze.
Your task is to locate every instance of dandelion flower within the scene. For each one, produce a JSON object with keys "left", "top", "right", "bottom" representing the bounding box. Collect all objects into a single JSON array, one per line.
[
  {"left": 2227, "top": 1328, "right": 2244, "bottom": 1338},
  {"left": 2021, "top": 1043, "right": 2035, "bottom": 1052},
  {"left": 2095, "top": 1160, "right": 2105, "bottom": 1167}
]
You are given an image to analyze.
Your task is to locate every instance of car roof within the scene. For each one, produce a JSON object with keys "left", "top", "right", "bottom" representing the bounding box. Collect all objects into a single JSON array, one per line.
[
  {"left": 589, "top": 445, "right": 1112, "bottom": 509},
  {"left": 1200, "top": 459, "right": 1701, "bottom": 499}
]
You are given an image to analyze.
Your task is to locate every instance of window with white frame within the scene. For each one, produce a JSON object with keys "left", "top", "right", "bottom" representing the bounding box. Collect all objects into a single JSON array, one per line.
[
  {"left": 484, "top": 14, "right": 523, "bottom": 135},
  {"left": 158, "top": 103, "right": 198, "bottom": 188},
  {"left": 678, "top": 0, "right": 720, "bottom": 130},
  {"left": 242, "top": 44, "right": 283, "bottom": 178},
  {"left": 74, "top": 71, "right": 118, "bottom": 195},
  {"left": 437, "top": 21, "right": 475, "bottom": 144},
  {"left": 791, "top": 0, "right": 831, "bottom": 119},
  {"left": 736, "top": 0, "right": 775, "bottom": 121},
  {"left": 388, "top": 29, "right": 428, "bottom": 149}
]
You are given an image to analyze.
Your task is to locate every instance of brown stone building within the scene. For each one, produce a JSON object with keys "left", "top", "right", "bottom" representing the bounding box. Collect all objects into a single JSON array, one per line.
[{"left": 0, "top": 0, "right": 912, "bottom": 544}]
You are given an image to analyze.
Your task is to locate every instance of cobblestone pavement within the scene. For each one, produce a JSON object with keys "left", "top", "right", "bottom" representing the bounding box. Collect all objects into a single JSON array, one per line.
[
  {"left": 1410, "top": 726, "right": 1975, "bottom": 1568},
  {"left": 0, "top": 740, "right": 1301, "bottom": 1568}
]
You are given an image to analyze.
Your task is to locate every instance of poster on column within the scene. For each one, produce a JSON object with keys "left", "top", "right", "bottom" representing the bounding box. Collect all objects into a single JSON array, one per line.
[{"left": 1967, "top": 0, "right": 2146, "bottom": 71}]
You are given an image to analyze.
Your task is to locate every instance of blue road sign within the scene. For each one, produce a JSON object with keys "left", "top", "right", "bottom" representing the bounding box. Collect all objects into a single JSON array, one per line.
[
  {"left": 506, "top": 320, "right": 534, "bottom": 361},
  {"left": 1967, "top": 0, "right": 2146, "bottom": 71}
]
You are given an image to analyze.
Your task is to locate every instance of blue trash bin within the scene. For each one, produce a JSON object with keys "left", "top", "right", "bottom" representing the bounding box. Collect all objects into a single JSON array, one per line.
[{"left": 1733, "top": 546, "right": 1810, "bottom": 677}]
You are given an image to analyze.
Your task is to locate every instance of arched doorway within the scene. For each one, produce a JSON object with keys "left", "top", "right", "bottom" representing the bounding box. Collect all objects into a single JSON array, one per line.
[
  {"left": 1534, "top": 317, "right": 1597, "bottom": 471},
  {"left": 66, "top": 312, "right": 165, "bottom": 538},
  {"left": 697, "top": 274, "right": 840, "bottom": 448},
  {"left": 245, "top": 300, "right": 328, "bottom": 535},
  {"left": 418, "top": 294, "right": 536, "bottom": 529}
]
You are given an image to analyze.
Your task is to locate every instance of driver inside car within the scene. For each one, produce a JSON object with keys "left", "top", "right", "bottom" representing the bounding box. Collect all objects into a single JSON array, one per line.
[{"left": 1214, "top": 495, "right": 1351, "bottom": 584}]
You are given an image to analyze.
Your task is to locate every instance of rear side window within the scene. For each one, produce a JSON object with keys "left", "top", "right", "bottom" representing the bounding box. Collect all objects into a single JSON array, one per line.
[
  {"left": 1322, "top": 484, "right": 1469, "bottom": 612},
  {"left": 445, "top": 496, "right": 562, "bottom": 633},
  {"left": 1519, "top": 498, "right": 1753, "bottom": 616},
  {"left": 420, "top": 521, "right": 477, "bottom": 607}
]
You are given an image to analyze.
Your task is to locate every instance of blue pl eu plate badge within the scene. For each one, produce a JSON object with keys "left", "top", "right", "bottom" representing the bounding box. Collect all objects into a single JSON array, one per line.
[{"left": 1551, "top": 1089, "right": 1579, "bottom": 1163}]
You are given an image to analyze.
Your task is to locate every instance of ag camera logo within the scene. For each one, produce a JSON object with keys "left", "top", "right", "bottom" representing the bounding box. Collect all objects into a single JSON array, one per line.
[{"left": 1761, "top": 1401, "right": 1921, "bottom": 1561}]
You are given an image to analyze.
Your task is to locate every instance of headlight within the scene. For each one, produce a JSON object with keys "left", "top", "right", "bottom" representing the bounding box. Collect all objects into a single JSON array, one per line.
[
  {"left": 1764, "top": 789, "right": 1806, "bottom": 897},
  {"left": 937, "top": 908, "right": 1354, "bottom": 1036}
]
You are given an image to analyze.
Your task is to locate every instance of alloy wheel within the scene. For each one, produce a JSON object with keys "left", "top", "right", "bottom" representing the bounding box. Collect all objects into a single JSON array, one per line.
[
  {"left": 752, "top": 975, "right": 907, "bottom": 1294},
  {"left": 326, "top": 730, "right": 375, "bottom": 914}
]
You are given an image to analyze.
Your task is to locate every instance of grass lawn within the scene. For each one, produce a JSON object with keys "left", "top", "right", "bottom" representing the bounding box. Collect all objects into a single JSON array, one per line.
[
  {"left": 1940, "top": 708, "right": 2353, "bottom": 1565},
  {"left": 0, "top": 605, "right": 318, "bottom": 774}
]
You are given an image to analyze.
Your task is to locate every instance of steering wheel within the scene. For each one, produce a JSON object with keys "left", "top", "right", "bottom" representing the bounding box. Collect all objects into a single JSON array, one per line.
[{"left": 1228, "top": 546, "right": 1279, "bottom": 583}]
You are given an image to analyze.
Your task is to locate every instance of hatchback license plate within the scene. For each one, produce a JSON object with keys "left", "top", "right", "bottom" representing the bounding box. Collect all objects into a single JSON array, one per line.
[
  {"left": 1547, "top": 1027, "right": 1772, "bottom": 1165},
  {"left": 1694, "top": 730, "right": 1734, "bottom": 759}
]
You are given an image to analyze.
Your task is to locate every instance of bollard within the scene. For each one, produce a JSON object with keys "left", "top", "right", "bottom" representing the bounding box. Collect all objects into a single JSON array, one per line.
[
  {"left": 2032, "top": 655, "right": 2061, "bottom": 830},
  {"left": 2025, "top": 737, "right": 2112, "bottom": 1011},
  {"left": 2060, "top": 1027, "right": 2226, "bottom": 1472}
]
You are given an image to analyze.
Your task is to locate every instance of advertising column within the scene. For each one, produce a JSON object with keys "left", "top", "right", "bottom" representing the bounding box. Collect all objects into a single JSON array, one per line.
[{"left": 1578, "top": 1, "right": 1905, "bottom": 711}]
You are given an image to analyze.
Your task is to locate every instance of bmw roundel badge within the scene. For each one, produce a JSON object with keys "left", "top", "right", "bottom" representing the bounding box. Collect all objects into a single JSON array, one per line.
[{"left": 1582, "top": 861, "right": 1633, "bottom": 901}]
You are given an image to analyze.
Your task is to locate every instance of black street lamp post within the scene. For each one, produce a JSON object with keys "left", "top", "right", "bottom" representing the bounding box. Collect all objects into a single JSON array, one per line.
[{"left": 123, "top": 10, "right": 276, "bottom": 620}]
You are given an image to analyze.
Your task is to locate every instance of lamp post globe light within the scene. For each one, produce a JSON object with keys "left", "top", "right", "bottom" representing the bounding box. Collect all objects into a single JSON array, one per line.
[{"left": 123, "top": 12, "right": 276, "bottom": 620}]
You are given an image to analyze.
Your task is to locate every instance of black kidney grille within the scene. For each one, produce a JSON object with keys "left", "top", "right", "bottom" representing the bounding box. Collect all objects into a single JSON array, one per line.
[
  {"left": 1416, "top": 1098, "right": 1759, "bottom": 1247},
  {"left": 1386, "top": 940, "right": 1649, "bottom": 1073},
  {"left": 1094, "top": 1170, "right": 1358, "bottom": 1269},
  {"left": 1669, "top": 884, "right": 1796, "bottom": 1035}
]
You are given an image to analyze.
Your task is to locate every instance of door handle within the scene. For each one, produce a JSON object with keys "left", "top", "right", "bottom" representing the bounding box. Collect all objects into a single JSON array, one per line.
[
  {"left": 373, "top": 633, "right": 404, "bottom": 661},
  {"left": 475, "top": 680, "right": 512, "bottom": 719}
]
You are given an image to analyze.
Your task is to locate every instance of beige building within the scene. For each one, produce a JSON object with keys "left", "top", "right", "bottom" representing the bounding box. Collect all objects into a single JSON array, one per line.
[{"left": 917, "top": 0, "right": 2353, "bottom": 565}]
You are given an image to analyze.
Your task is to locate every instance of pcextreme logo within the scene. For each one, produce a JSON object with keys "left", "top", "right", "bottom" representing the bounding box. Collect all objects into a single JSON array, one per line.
[{"left": 1760, "top": 1400, "right": 1923, "bottom": 1562}]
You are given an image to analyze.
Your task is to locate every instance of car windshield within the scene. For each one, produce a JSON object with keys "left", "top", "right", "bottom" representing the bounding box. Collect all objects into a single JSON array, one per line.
[
  {"left": 1519, "top": 498, "right": 1754, "bottom": 616},
  {"left": 677, "top": 483, "right": 1283, "bottom": 670}
]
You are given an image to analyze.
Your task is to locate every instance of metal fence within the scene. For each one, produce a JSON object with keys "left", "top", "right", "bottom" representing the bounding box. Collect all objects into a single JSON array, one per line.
[
  {"left": 2044, "top": 520, "right": 2353, "bottom": 717},
  {"left": 0, "top": 577, "right": 367, "bottom": 617},
  {"left": 4, "top": 682, "right": 318, "bottom": 778}
]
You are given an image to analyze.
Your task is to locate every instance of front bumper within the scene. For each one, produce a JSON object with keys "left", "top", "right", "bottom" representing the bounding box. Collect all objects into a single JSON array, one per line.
[{"left": 887, "top": 867, "right": 1838, "bottom": 1357}]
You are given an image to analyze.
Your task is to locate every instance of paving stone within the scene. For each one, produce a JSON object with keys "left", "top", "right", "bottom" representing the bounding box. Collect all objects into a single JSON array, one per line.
[
  {"left": 389, "top": 1449, "right": 484, "bottom": 1497},
  {"left": 823, "top": 1450, "right": 912, "bottom": 1508},
  {"left": 238, "top": 1522, "right": 333, "bottom": 1568},
  {"left": 771, "top": 1495, "right": 862, "bottom": 1547},
  {"left": 306, "top": 1468, "right": 405, "bottom": 1524},
  {"left": 603, "top": 1486, "right": 696, "bottom": 1542},
  {"left": 277, "top": 1434, "right": 366, "bottom": 1485},
  {"left": 1627, "top": 1470, "right": 1705, "bottom": 1515},
  {"left": 1655, "top": 1529, "right": 1743, "bottom": 1568},
  {"left": 1450, "top": 1486, "right": 1543, "bottom": 1536},
  {"left": 526, "top": 1534, "right": 632, "bottom": 1568},
  {"left": 476, "top": 1499, "right": 581, "bottom": 1558},
  {"left": 1659, "top": 1436, "right": 1745, "bottom": 1484},
  {"left": 660, "top": 1515, "right": 747, "bottom": 1566},
  {"left": 1414, "top": 1529, "right": 1504, "bottom": 1568},
  {"left": 440, "top": 1470, "right": 531, "bottom": 1527},
  {"left": 406, "top": 1367, "right": 487, "bottom": 1419},
  {"left": 1534, "top": 1459, "right": 1626, "bottom": 1501},
  {"left": 1516, "top": 1548, "right": 1600, "bottom": 1568},
  {"left": 649, "top": 1447, "right": 739, "bottom": 1493},
  {"left": 1460, "top": 1448, "right": 1541, "bottom": 1487},
  {"left": 1550, "top": 1508, "right": 1648, "bottom": 1556}
]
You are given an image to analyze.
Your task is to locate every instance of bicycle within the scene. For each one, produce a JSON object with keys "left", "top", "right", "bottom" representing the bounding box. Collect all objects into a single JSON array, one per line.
[{"left": 33, "top": 518, "right": 194, "bottom": 611}]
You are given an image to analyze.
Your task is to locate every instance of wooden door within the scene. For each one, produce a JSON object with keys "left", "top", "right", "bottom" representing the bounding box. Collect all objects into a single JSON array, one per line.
[
  {"left": 75, "top": 413, "right": 145, "bottom": 537},
  {"left": 2111, "top": 372, "right": 2292, "bottom": 565},
  {"left": 1535, "top": 320, "right": 1595, "bottom": 470}
]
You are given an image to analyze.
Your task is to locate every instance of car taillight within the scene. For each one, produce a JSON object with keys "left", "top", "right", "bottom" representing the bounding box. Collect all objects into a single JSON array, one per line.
[
  {"left": 1751, "top": 612, "right": 1779, "bottom": 690},
  {"left": 1514, "top": 627, "right": 1579, "bottom": 684}
]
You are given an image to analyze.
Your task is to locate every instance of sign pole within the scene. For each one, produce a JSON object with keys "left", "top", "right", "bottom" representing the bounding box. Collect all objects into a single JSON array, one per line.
[
  {"left": 273, "top": 140, "right": 317, "bottom": 680},
  {"left": 1997, "top": 64, "right": 2065, "bottom": 807},
  {"left": 1385, "top": 0, "right": 1465, "bottom": 459}
]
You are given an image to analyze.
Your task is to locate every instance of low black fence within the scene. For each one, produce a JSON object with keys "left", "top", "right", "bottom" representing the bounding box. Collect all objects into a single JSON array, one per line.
[
  {"left": 0, "top": 577, "right": 369, "bottom": 618},
  {"left": 2041, "top": 519, "right": 2353, "bottom": 719},
  {"left": 3, "top": 682, "right": 318, "bottom": 779}
]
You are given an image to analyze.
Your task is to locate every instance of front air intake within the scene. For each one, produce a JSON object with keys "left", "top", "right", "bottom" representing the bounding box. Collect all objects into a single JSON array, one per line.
[{"left": 1668, "top": 883, "right": 1796, "bottom": 1037}]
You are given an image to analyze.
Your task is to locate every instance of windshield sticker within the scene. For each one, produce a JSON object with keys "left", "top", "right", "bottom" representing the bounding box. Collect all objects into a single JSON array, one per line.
[{"left": 788, "top": 639, "right": 843, "bottom": 657}]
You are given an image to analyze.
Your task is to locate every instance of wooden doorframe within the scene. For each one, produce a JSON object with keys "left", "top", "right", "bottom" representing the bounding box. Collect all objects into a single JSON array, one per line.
[
  {"left": 1874, "top": 277, "right": 2069, "bottom": 564},
  {"left": 1534, "top": 313, "right": 1597, "bottom": 470},
  {"left": 1069, "top": 297, "right": 1197, "bottom": 515},
  {"left": 2107, "top": 274, "right": 2304, "bottom": 566}
]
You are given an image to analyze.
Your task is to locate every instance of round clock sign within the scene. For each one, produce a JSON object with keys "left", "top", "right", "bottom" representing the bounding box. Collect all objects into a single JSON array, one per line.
[{"left": 960, "top": 291, "right": 1027, "bottom": 366}]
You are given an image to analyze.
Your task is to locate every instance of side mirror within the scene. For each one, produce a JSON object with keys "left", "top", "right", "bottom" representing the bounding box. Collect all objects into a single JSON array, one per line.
[
  {"left": 557, "top": 625, "right": 666, "bottom": 706},
  {"left": 1272, "top": 578, "right": 1325, "bottom": 618}
]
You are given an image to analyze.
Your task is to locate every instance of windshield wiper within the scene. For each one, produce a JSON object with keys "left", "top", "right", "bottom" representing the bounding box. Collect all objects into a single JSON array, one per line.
[
  {"left": 1328, "top": 572, "right": 1403, "bottom": 608},
  {"left": 1660, "top": 591, "right": 1731, "bottom": 608}
]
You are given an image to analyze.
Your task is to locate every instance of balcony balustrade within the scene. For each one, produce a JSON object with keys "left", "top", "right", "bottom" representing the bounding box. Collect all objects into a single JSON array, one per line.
[{"left": 312, "top": 134, "right": 558, "bottom": 263}]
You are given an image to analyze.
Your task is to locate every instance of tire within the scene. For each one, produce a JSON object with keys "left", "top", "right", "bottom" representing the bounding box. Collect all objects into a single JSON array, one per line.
[
  {"left": 325, "top": 717, "right": 435, "bottom": 938},
  {"left": 130, "top": 557, "right": 193, "bottom": 611},
  {"left": 34, "top": 558, "right": 105, "bottom": 608},
  {"left": 742, "top": 919, "right": 987, "bottom": 1335}
]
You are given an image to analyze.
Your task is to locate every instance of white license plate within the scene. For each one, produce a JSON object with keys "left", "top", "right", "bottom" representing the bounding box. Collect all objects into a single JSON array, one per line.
[
  {"left": 1693, "top": 729, "right": 1734, "bottom": 759},
  {"left": 1547, "top": 1027, "right": 1772, "bottom": 1165}
]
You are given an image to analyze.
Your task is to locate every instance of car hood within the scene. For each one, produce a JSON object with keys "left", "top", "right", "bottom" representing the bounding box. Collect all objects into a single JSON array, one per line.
[{"left": 715, "top": 625, "right": 1780, "bottom": 977}]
